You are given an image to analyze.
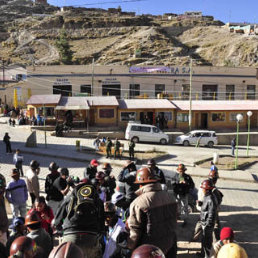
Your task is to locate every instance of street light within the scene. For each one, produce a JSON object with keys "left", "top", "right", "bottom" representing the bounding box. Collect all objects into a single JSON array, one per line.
[
  {"left": 246, "top": 111, "right": 253, "bottom": 156},
  {"left": 234, "top": 113, "right": 243, "bottom": 169}
]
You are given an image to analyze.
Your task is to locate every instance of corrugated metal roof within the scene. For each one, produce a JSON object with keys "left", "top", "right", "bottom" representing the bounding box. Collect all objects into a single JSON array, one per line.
[
  {"left": 172, "top": 100, "right": 258, "bottom": 111},
  {"left": 119, "top": 99, "right": 176, "bottom": 109},
  {"left": 56, "top": 97, "right": 89, "bottom": 110},
  {"left": 26, "top": 95, "right": 61, "bottom": 105},
  {"left": 85, "top": 96, "right": 119, "bottom": 106}
]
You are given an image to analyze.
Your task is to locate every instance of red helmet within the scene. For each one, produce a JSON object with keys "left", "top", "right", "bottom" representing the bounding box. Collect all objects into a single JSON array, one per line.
[
  {"left": 90, "top": 159, "right": 99, "bottom": 167},
  {"left": 177, "top": 164, "right": 187, "bottom": 172},
  {"left": 201, "top": 179, "right": 214, "bottom": 190},
  {"left": 25, "top": 210, "right": 41, "bottom": 226},
  {"left": 48, "top": 242, "right": 84, "bottom": 258},
  {"left": 134, "top": 167, "right": 158, "bottom": 184},
  {"left": 9, "top": 236, "right": 37, "bottom": 257},
  {"left": 95, "top": 171, "right": 105, "bottom": 180},
  {"left": 131, "top": 244, "right": 165, "bottom": 258}
]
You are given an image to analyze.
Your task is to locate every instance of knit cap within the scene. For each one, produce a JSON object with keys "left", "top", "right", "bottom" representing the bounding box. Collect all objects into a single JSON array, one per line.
[{"left": 220, "top": 227, "right": 234, "bottom": 240}]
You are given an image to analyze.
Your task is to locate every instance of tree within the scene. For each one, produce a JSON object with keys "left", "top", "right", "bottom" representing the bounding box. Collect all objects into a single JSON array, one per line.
[{"left": 55, "top": 29, "right": 73, "bottom": 64}]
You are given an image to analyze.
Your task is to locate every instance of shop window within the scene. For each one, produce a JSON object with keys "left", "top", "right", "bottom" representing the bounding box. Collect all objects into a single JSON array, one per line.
[
  {"left": 80, "top": 85, "right": 91, "bottom": 95},
  {"left": 155, "top": 84, "right": 165, "bottom": 97},
  {"left": 36, "top": 107, "right": 55, "bottom": 117},
  {"left": 182, "top": 84, "right": 190, "bottom": 100},
  {"left": 202, "top": 85, "right": 218, "bottom": 100},
  {"left": 120, "top": 112, "right": 136, "bottom": 121},
  {"left": 247, "top": 85, "right": 255, "bottom": 100},
  {"left": 230, "top": 113, "right": 244, "bottom": 121},
  {"left": 129, "top": 84, "right": 140, "bottom": 98},
  {"left": 226, "top": 85, "right": 235, "bottom": 100},
  {"left": 99, "top": 109, "right": 114, "bottom": 118},
  {"left": 156, "top": 111, "right": 172, "bottom": 121},
  {"left": 212, "top": 113, "right": 225, "bottom": 122},
  {"left": 177, "top": 113, "right": 189, "bottom": 122}
]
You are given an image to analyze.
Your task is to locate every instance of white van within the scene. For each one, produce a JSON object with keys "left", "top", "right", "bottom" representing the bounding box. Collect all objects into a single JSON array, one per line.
[{"left": 125, "top": 123, "right": 169, "bottom": 144}]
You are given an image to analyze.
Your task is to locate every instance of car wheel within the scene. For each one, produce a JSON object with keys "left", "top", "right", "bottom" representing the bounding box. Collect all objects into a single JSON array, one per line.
[
  {"left": 208, "top": 141, "right": 214, "bottom": 148},
  {"left": 132, "top": 136, "right": 139, "bottom": 143},
  {"left": 183, "top": 140, "right": 190, "bottom": 146},
  {"left": 160, "top": 138, "right": 168, "bottom": 145}
]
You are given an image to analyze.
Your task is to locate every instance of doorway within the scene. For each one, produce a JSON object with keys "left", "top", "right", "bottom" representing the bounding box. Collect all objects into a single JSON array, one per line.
[{"left": 201, "top": 113, "right": 208, "bottom": 129}]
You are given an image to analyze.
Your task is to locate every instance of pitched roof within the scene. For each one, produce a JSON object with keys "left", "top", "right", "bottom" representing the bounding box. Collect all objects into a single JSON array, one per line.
[
  {"left": 84, "top": 96, "right": 119, "bottom": 106},
  {"left": 26, "top": 95, "right": 61, "bottom": 105},
  {"left": 56, "top": 97, "right": 89, "bottom": 110},
  {"left": 172, "top": 100, "right": 258, "bottom": 111},
  {"left": 119, "top": 99, "right": 176, "bottom": 109}
]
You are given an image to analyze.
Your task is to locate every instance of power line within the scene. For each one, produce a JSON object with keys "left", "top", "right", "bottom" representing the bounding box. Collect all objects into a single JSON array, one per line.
[{"left": 62, "top": 0, "right": 146, "bottom": 7}]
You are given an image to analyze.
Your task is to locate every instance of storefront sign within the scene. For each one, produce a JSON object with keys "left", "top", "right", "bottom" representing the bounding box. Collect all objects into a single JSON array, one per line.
[
  {"left": 53, "top": 78, "right": 71, "bottom": 85},
  {"left": 129, "top": 66, "right": 192, "bottom": 74},
  {"left": 102, "top": 78, "right": 120, "bottom": 85}
]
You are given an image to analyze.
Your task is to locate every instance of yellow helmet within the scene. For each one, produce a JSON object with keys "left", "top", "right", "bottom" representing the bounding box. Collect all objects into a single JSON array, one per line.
[{"left": 217, "top": 243, "right": 248, "bottom": 258}]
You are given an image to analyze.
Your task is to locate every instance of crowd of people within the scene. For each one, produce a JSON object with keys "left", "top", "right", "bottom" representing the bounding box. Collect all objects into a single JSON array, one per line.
[{"left": 0, "top": 155, "right": 249, "bottom": 258}]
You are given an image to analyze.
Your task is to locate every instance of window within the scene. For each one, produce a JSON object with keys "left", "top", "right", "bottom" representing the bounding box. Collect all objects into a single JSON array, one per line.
[
  {"left": 120, "top": 112, "right": 136, "bottom": 121},
  {"left": 177, "top": 113, "right": 189, "bottom": 122},
  {"left": 131, "top": 125, "right": 141, "bottom": 131},
  {"left": 202, "top": 132, "right": 211, "bottom": 137},
  {"left": 202, "top": 85, "right": 218, "bottom": 100},
  {"left": 140, "top": 126, "right": 151, "bottom": 132},
  {"left": 212, "top": 113, "right": 225, "bottom": 122},
  {"left": 230, "top": 113, "right": 244, "bottom": 121},
  {"left": 99, "top": 109, "right": 114, "bottom": 118},
  {"left": 226, "top": 85, "right": 235, "bottom": 100},
  {"left": 247, "top": 85, "right": 255, "bottom": 100},
  {"left": 182, "top": 84, "right": 190, "bottom": 100},
  {"left": 53, "top": 85, "right": 72, "bottom": 96},
  {"left": 80, "top": 85, "right": 91, "bottom": 95},
  {"left": 129, "top": 84, "right": 140, "bottom": 98},
  {"left": 152, "top": 127, "right": 160, "bottom": 133},
  {"left": 36, "top": 107, "right": 55, "bottom": 117},
  {"left": 155, "top": 84, "right": 165, "bottom": 97},
  {"left": 156, "top": 111, "right": 172, "bottom": 121}
]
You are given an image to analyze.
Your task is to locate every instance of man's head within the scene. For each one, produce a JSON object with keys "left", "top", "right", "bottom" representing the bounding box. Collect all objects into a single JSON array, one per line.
[
  {"left": 177, "top": 164, "right": 187, "bottom": 174},
  {"left": 220, "top": 227, "right": 234, "bottom": 244},
  {"left": 90, "top": 159, "right": 99, "bottom": 168},
  {"left": 104, "top": 202, "right": 117, "bottom": 227},
  {"left": 11, "top": 168, "right": 20, "bottom": 181},
  {"left": 131, "top": 244, "right": 165, "bottom": 258},
  {"left": 95, "top": 171, "right": 105, "bottom": 185},
  {"left": 25, "top": 211, "right": 41, "bottom": 232},
  {"left": 200, "top": 179, "right": 214, "bottom": 195},
  {"left": 35, "top": 196, "right": 46, "bottom": 213},
  {"left": 124, "top": 160, "right": 136, "bottom": 172},
  {"left": 102, "top": 163, "right": 112, "bottom": 175},
  {"left": 49, "top": 162, "right": 59, "bottom": 172},
  {"left": 16, "top": 149, "right": 20, "bottom": 154},
  {"left": 59, "top": 168, "right": 69, "bottom": 179},
  {"left": 209, "top": 166, "right": 219, "bottom": 185},
  {"left": 134, "top": 167, "right": 158, "bottom": 186},
  {"left": 147, "top": 159, "right": 156, "bottom": 170},
  {"left": 30, "top": 160, "right": 40, "bottom": 171},
  {"left": 217, "top": 243, "right": 247, "bottom": 258},
  {"left": 10, "top": 217, "right": 26, "bottom": 235}
]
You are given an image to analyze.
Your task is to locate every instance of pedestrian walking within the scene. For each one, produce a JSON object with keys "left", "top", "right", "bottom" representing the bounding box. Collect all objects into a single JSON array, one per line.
[
  {"left": 147, "top": 158, "right": 166, "bottom": 186},
  {"left": 114, "top": 138, "right": 121, "bottom": 159},
  {"left": 128, "top": 139, "right": 135, "bottom": 161},
  {"left": 231, "top": 137, "right": 236, "bottom": 156},
  {"left": 26, "top": 160, "right": 40, "bottom": 207},
  {"left": 13, "top": 149, "right": 24, "bottom": 177},
  {"left": 106, "top": 137, "right": 113, "bottom": 158},
  {"left": 93, "top": 136, "right": 101, "bottom": 151},
  {"left": 5, "top": 169, "right": 28, "bottom": 219},
  {"left": 3, "top": 132, "right": 12, "bottom": 154},
  {"left": 128, "top": 167, "right": 177, "bottom": 257}
]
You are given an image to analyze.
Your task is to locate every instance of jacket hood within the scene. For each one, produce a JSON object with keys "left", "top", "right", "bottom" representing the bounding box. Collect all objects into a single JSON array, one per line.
[{"left": 135, "top": 182, "right": 162, "bottom": 196}]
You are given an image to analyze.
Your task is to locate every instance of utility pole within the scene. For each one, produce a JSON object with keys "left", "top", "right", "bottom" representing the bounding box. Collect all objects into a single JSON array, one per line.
[
  {"left": 2, "top": 59, "right": 5, "bottom": 88},
  {"left": 188, "top": 58, "right": 193, "bottom": 131},
  {"left": 91, "top": 57, "right": 94, "bottom": 96}
]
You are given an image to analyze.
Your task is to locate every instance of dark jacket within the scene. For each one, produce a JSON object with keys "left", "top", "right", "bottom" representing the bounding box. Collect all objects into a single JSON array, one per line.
[
  {"left": 45, "top": 172, "right": 60, "bottom": 201},
  {"left": 102, "top": 176, "right": 116, "bottom": 201},
  {"left": 0, "top": 198, "right": 8, "bottom": 232},
  {"left": 128, "top": 183, "right": 177, "bottom": 254},
  {"left": 200, "top": 192, "right": 217, "bottom": 228},
  {"left": 84, "top": 165, "right": 98, "bottom": 180},
  {"left": 118, "top": 168, "right": 138, "bottom": 201},
  {"left": 173, "top": 173, "right": 195, "bottom": 196},
  {"left": 153, "top": 166, "right": 166, "bottom": 185}
]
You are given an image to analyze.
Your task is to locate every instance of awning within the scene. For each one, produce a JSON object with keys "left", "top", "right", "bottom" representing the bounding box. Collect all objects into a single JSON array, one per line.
[
  {"left": 56, "top": 97, "right": 90, "bottom": 110},
  {"left": 119, "top": 99, "right": 176, "bottom": 109},
  {"left": 27, "top": 94, "right": 61, "bottom": 105}
]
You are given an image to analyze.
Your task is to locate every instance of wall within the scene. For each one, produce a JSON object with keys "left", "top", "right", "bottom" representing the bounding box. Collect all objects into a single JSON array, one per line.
[{"left": 94, "top": 106, "right": 117, "bottom": 126}]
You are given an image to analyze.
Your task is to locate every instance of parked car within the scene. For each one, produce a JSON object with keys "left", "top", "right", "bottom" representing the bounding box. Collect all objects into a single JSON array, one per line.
[
  {"left": 175, "top": 130, "right": 218, "bottom": 148},
  {"left": 125, "top": 123, "right": 169, "bottom": 144}
]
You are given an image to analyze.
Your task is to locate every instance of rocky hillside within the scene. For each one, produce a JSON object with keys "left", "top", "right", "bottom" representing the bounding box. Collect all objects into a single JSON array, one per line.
[{"left": 0, "top": 2, "right": 257, "bottom": 67}]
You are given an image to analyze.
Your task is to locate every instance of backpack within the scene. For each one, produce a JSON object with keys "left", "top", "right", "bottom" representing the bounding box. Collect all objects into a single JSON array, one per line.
[
  {"left": 212, "top": 188, "right": 223, "bottom": 206},
  {"left": 67, "top": 184, "right": 101, "bottom": 228}
]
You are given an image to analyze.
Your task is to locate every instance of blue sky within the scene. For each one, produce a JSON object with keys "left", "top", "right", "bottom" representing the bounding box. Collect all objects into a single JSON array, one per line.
[{"left": 48, "top": 0, "right": 257, "bottom": 23}]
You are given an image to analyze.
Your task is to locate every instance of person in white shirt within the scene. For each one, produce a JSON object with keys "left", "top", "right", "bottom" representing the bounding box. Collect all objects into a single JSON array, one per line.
[{"left": 13, "top": 149, "right": 24, "bottom": 177}]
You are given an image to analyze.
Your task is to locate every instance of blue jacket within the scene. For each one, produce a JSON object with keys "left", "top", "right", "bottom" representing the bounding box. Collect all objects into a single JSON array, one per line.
[{"left": 6, "top": 179, "right": 28, "bottom": 205}]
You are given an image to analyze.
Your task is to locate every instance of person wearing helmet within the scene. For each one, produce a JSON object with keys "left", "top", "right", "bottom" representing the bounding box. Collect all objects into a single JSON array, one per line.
[
  {"left": 172, "top": 164, "right": 194, "bottom": 227},
  {"left": 84, "top": 159, "right": 99, "bottom": 179},
  {"left": 217, "top": 242, "right": 248, "bottom": 258},
  {"left": 147, "top": 159, "right": 166, "bottom": 185},
  {"left": 118, "top": 160, "right": 139, "bottom": 210},
  {"left": 48, "top": 242, "right": 84, "bottom": 258},
  {"left": 0, "top": 174, "right": 8, "bottom": 246},
  {"left": 103, "top": 202, "right": 127, "bottom": 258},
  {"left": 210, "top": 227, "right": 236, "bottom": 258},
  {"left": 131, "top": 244, "right": 165, "bottom": 258},
  {"left": 6, "top": 168, "right": 28, "bottom": 219},
  {"left": 54, "top": 181, "right": 104, "bottom": 258},
  {"left": 6, "top": 217, "right": 26, "bottom": 254},
  {"left": 105, "top": 137, "right": 113, "bottom": 158},
  {"left": 198, "top": 179, "right": 217, "bottom": 258},
  {"left": 9, "top": 236, "right": 39, "bottom": 258},
  {"left": 45, "top": 162, "right": 60, "bottom": 214},
  {"left": 25, "top": 211, "right": 52, "bottom": 257},
  {"left": 128, "top": 167, "right": 177, "bottom": 257},
  {"left": 26, "top": 160, "right": 40, "bottom": 207},
  {"left": 128, "top": 138, "right": 135, "bottom": 161},
  {"left": 114, "top": 138, "right": 121, "bottom": 159}
]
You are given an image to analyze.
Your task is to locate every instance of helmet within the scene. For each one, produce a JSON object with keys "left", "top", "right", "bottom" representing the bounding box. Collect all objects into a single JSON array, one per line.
[
  {"left": 134, "top": 167, "right": 158, "bottom": 184},
  {"left": 102, "top": 162, "right": 112, "bottom": 170},
  {"left": 10, "top": 217, "right": 25, "bottom": 230},
  {"left": 90, "top": 159, "right": 99, "bottom": 167},
  {"left": 25, "top": 210, "right": 41, "bottom": 226},
  {"left": 123, "top": 160, "right": 134, "bottom": 168},
  {"left": 95, "top": 171, "right": 105, "bottom": 180},
  {"left": 0, "top": 173, "right": 6, "bottom": 188},
  {"left": 104, "top": 202, "right": 116, "bottom": 213},
  {"left": 200, "top": 179, "right": 214, "bottom": 190},
  {"left": 9, "top": 236, "right": 37, "bottom": 257},
  {"left": 49, "top": 162, "right": 59, "bottom": 172},
  {"left": 147, "top": 159, "right": 156, "bottom": 166},
  {"left": 49, "top": 242, "right": 84, "bottom": 258},
  {"left": 131, "top": 244, "right": 165, "bottom": 258},
  {"left": 210, "top": 166, "right": 219, "bottom": 178},
  {"left": 177, "top": 164, "right": 187, "bottom": 172},
  {"left": 217, "top": 243, "right": 248, "bottom": 258},
  {"left": 30, "top": 160, "right": 40, "bottom": 170}
]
